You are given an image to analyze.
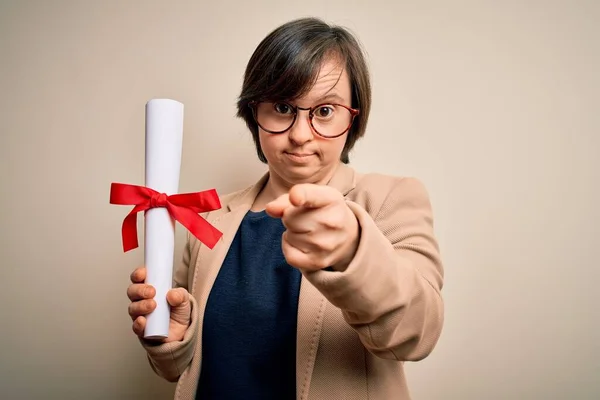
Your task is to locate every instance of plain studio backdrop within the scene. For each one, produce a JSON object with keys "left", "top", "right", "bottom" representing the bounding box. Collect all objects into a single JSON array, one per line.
[{"left": 1, "top": 1, "right": 598, "bottom": 399}]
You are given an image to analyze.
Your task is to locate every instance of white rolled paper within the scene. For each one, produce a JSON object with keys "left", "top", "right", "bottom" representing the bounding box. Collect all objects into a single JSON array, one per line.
[{"left": 144, "top": 99, "right": 184, "bottom": 339}]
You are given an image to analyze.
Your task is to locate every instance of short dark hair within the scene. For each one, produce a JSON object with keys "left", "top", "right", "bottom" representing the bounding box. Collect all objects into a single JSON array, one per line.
[{"left": 236, "top": 17, "right": 371, "bottom": 164}]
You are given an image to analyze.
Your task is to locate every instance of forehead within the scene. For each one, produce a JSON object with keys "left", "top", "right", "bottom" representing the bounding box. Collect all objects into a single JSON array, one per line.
[{"left": 297, "top": 57, "right": 351, "bottom": 104}]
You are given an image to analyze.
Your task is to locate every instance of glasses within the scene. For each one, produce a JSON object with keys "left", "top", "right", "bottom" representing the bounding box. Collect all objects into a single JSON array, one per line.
[{"left": 249, "top": 101, "right": 359, "bottom": 139}]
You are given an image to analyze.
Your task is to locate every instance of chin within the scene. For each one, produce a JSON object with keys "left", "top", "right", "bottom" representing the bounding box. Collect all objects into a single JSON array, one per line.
[
  {"left": 284, "top": 169, "right": 318, "bottom": 183},
  {"left": 282, "top": 165, "right": 330, "bottom": 185}
]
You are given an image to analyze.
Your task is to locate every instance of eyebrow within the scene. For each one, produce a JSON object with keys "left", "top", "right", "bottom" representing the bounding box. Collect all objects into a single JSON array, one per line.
[
  {"left": 282, "top": 93, "right": 348, "bottom": 107},
  {"left": 313, "top": 93, "right": 346, "bottom": 104}
]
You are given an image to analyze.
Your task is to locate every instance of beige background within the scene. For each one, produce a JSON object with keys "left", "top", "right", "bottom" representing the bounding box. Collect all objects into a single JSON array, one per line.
[{"left": 1, "top": 0, "right": 598, "bottom": 399}]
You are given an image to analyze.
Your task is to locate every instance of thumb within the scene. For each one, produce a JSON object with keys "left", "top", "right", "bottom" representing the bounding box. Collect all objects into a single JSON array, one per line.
[{"left": 167, "top": 288, "right": 191, "bottom": 325}]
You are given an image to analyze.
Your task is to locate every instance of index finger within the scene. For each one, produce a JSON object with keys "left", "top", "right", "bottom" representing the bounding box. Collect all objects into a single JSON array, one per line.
[
  {"left": 289, "top": 184, "right": 342, "bottom": 209},
  {"left": 265, "top": 193, "right": 292, "bottom": 218}
]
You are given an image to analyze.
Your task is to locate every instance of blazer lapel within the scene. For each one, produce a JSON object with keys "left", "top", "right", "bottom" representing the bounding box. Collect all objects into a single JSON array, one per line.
[
  {"left": 191, "top": 208, "right": 247, "bottom": 299},
  {"left": 191, "top": 172, "right": 270, "bottom": 299},
  {"left": 295, "top": 163, "right": 358, "bottom": 400}
]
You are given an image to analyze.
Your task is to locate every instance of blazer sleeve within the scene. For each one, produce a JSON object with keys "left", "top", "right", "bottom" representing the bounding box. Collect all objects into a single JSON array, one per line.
[
  {"left": 138, "top": 233, "right": 200, "bottom": 382},
  {"left": 302, "top": 177, "right": 444, "bottom": 361}
]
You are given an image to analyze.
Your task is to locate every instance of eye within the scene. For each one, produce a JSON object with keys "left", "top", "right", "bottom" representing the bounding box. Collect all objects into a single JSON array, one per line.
[
  {"left": 315, "top": 105, "right": 334, "bottom": 118},
  {"left": 273, "top": 102, "right": 293, "bottom": 114}
]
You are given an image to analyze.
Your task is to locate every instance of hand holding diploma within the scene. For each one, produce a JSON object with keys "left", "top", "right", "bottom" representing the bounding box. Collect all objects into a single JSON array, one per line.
[{"left": 127, "top": 266, "right": 191, "bottom": 343}]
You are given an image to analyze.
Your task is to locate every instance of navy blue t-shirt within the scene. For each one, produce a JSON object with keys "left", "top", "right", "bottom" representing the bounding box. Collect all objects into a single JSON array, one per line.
[{"left": 195, "top": 210, "right": 302, "bottom": 400}]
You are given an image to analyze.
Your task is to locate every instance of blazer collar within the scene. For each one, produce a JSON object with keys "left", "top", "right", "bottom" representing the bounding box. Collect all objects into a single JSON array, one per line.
[{"left": 326, "top": 162, "right": 357, "bottom": 196}]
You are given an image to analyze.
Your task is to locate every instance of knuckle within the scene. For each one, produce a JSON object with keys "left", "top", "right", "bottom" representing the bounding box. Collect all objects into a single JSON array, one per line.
[
  {"left": 313, "top": 256, "right": 330, "bottom": 270},
  {"left": 126, "top": 285, "right": 134, "bottom": 300},
  {"left": 144, "top": 300, "right": 154, "bottom": 313},
  {"left": 325, "top": 218, "right": 343, "bottom": 231},
  {"left": 133, "top": 317, "right": 144, "bottom": 336},
  {"left": 319, "top": 239, "right": 336, "bottom": 253},
  {"left": 143, "top": 285, "right": 153, "bottom": 298},
  {"left": 128, "top": 302, "right": 137, "bottom": 317},
  {"left": 127, "top": 284, "right": 147, "bottom": 300}
]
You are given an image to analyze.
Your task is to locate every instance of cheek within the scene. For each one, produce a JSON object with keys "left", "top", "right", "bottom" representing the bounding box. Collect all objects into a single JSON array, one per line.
[
  {"left": 258, "top": 131, "right": 283, "bottom": 157},
  {"left": 321, "top": 137, "right": 347, "bottom": 159}
]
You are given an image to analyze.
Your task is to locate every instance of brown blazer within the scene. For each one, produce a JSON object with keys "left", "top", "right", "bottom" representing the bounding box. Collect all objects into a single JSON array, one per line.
[{"left": 141, "top": 163, "right": 444, "bottom": 400}]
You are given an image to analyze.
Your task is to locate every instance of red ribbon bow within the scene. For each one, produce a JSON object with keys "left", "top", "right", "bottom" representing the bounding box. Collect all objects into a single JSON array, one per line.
[{"left": 110, "top": 182, "right": 223, "bottom": 252}]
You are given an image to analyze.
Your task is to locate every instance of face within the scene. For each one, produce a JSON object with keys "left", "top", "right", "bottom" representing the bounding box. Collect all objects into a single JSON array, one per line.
[{"left": 258, "top": 57, "right": 352, "bottom": 189}]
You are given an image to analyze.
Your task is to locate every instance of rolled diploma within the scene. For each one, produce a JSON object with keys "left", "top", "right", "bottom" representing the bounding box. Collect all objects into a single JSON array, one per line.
[{"left": 144, "top": 99, "right": 184, "bottom": 339}]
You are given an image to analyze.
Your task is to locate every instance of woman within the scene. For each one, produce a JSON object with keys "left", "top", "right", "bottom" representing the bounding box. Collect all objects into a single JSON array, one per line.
[{"left": 127, "top": 17, "right": 444, "bottom": 400}]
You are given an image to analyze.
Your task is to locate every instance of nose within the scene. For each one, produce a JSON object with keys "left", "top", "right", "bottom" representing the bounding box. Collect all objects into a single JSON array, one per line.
[{"left": 288, "top": 108, "right": 314, "bottom": 145}]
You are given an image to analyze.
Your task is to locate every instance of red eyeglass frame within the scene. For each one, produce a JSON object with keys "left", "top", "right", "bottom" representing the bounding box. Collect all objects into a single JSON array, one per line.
[{"left": 248, "top": 101, "right": 360, "bottom": 139}]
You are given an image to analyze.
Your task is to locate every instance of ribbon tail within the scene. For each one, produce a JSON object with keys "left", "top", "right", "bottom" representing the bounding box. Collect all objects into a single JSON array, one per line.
[
  {"left": 121, "top": 204, "right": 148, "bottom": 252},
  {"left": 169, "top": 205, "right": 223, "bottom": 249},
  {"left": 188, "top": 216, "right": 223, "bottom": 249}
]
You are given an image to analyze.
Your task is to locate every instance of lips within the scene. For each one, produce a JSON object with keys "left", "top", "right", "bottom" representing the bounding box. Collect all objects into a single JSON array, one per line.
[
  {"left": 284, "top": 151, "right": 316, "bottom": 163},
  {"left": 286, "top": 152, "right": 313, "bottom": 157}
]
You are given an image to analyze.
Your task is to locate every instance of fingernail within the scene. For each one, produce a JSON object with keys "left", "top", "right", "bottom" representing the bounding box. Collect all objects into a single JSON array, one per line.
[{"left": 143, "top": 287, "right": 151, "bottom": 297}]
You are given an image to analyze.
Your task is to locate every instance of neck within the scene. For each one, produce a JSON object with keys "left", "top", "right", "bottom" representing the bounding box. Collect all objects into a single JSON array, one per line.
[{"left": 251, "top": 163, "right": 341, "bottom": 211}]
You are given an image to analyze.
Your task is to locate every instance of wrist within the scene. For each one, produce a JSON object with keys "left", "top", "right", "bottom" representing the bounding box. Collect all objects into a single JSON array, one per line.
[{"left": 331, "top": 214, "right": 360, "bottom": 272}]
